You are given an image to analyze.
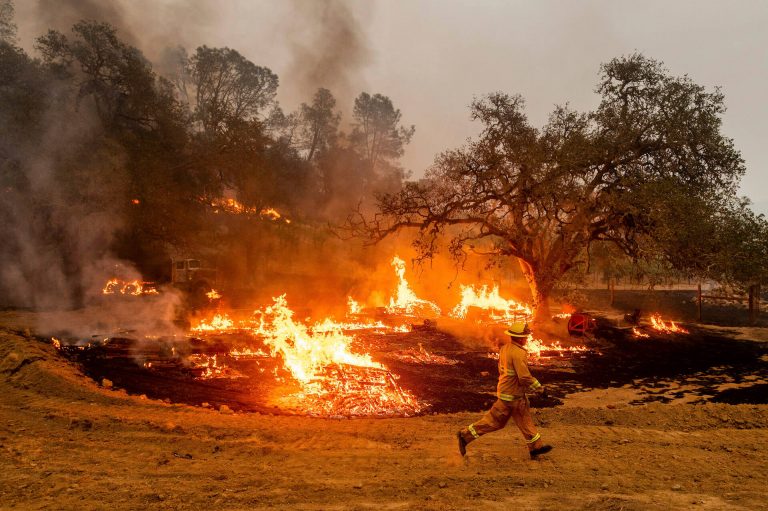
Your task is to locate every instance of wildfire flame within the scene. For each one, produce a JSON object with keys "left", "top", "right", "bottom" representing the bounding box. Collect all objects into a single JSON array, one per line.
[
  {"left": 255, "top": 295, "right": 383, "bottom": 382},
  {"left": 524, "top": 335, "right": 589, "bottom": 358},
  {"left": 208, "top": 198, "right": 291, "bottom": 223},
  {"left": 206, "top": 289, "right": 221, "bottom": 300},
  {"left": 311, "top": 317, "right": 409, "bottom": 334},
  {"left": 450, "top": 284, "right": 532, "bottom": 322},
  {"left": 385, "top": 256, "right": 441, "bottom": 317},
  {"left": 632, "top": 327, "right": 650, "bottom": 339},
  {"left": 347, "top": 296, "right": 362, "bottom": 315},
  {"left": 229, "top": 347, "right": 269, "bottom": 359},
  {"left": 649, "top": 314, "right": 689, "bottom": 334},
  {"left": 192, "top": 313, "right": 235, "bottom": 333},
  {"left": 102, "top": 278, "right": 158, "bottom": 296},
  {"left": 390, "top": 343, "right": 459, "bottom": 365},
  {"left": 254, "top": 295, "right": 421, "bottom": 415},
  {"left": 188, "top": 295, "right": 421, "bottom": 415},
  {"left": 260, "top": 207, "right": 282, "bottom": 221},
  {"left": 210, "top": 197, "right": 256, "bottom": 215},
  {"left": 189, "top": 354, "right": 243, "bottom": 379},
  {"left": 51, "top": 337, "right": 61, "bottom": 349}
]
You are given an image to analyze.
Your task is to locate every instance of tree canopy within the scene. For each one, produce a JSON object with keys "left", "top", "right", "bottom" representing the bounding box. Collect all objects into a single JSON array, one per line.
[
  {"left": 0, "top": 14, "right": 414, "bottom": 307},
  {"left": 350, "top": 54, "right": 749, "bottom": 322}
]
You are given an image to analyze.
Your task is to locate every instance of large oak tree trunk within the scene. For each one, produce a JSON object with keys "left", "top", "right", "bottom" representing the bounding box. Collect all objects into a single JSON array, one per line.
[{"left": 518, "top": 258, "right": 554, "bottom": 327}]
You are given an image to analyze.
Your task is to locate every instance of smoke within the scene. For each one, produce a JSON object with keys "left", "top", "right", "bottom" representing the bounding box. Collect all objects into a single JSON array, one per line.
[
  {"left": 0, "top": 1, "right": 188, "bottom": 338},
  {"left": 282, "top": 0, "right": 372, "bottom": 107},
  {"left": 15, "top": 0, "right": 217, "bottom": 64},
  {"left": 0, "top": 67, "right": 183, "bottom": 338}
]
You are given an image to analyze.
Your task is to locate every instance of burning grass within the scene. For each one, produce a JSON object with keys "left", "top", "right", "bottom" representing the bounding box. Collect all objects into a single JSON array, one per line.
[
  {"left": 649, "top": 313, "right": 690, "bottom": 334},
  {"left": 60, "top": 254, "right": 597, "bottom": 417}
]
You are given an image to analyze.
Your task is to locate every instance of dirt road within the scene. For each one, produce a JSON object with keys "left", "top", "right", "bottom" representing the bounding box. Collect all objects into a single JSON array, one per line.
[{"left": 2, "top": 329, "right": 767, "bottom": 510}]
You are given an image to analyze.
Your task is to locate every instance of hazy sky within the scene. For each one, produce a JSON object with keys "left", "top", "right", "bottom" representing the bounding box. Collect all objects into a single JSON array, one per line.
[{"left": 16, "top": 0, "right": 768, "bottom": 212}]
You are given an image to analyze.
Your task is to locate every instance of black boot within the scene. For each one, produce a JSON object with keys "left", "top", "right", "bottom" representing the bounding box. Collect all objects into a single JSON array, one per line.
[
  {"left": 529, "top": 445, "right": 553, "bottom": 459},
  {"left": 456, "top": 431, "right": 468, "bottom": 456}
]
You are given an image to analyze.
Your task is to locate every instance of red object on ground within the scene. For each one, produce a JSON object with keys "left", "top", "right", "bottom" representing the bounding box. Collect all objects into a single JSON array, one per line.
[{"left": 567, "top": 313, "right": 596, "bottom": 336}]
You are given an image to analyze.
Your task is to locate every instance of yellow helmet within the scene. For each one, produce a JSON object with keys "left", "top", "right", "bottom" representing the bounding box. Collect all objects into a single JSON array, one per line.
[{"left": 504, "top": 321, "right": 531, "bottom": 338}]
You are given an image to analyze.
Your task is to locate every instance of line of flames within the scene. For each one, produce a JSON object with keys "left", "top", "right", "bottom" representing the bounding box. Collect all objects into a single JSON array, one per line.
[
  {"left": 450, "top": 283, "right": 532, "bottom": 322},
  {"left": 649, "top": 313, "right": 689, "bottom": 334},
  {"left": 632, "top": 314, "right": 690, "bottom": 338},
  {"left": 208, "top": 198, "right": 291, "bottom": 223}
]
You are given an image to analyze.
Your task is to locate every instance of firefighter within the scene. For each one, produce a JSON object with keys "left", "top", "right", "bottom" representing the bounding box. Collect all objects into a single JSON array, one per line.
[{"left": 457, "top": 321, "right": 553, "bottom": 459}]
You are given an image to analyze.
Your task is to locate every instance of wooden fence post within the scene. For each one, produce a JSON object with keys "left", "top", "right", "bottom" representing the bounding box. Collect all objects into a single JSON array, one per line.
[
  {"left": 609, "top": 279, "right": 615, "bottom": 306},
  {"left": 697, "top": 283, "right": 703, "bottom": 323}
]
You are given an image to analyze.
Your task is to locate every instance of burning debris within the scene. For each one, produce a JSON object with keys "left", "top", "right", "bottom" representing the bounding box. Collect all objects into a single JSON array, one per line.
[
  {"left": 188, "top": 354, "right": 244, "bottom": 379},
  {"left": 385, "top": 256, "right": 441, "bottom": 317},
  {"left": 102, "top": 278, "right": 158, "bottom": 296},
  {"left": 526, "top": 336, "right": 590, "bottom": 360},
  {"left": 192, "top": 314, "right": 235, "bottom": 333},
  {"left": 389, "top": 343, "right": 459, "bottom": 365},
  {"left": 57, "top": 253, "right": 599, "bottom": 417},
  {"left": 207, "top": 198, "right": 291, "bottom": 223},
  {"left": 253, "top": 295, "right": 422, "bottom": 416},
  {"left": 186, "top": 295, "right": 422, "bottom": 416},
  {"left": 632, "top": 327, "right": 651, "bottom": 339},
  {"left": 649, "top": 314, "right": 689, "bottom": 334},
  {"left": 450, "top": 284, "right": 532, "bottom": 323}
]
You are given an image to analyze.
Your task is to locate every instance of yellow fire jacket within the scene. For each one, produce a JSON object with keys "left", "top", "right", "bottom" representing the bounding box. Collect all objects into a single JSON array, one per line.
[{"left": 497, "top": 341, "right": 541, "bottom": 401}]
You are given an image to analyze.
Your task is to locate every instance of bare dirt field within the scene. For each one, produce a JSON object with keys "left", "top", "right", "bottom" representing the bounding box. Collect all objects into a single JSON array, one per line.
[{"left": 2, "top": 312, "right": 768, "bottom": 510}]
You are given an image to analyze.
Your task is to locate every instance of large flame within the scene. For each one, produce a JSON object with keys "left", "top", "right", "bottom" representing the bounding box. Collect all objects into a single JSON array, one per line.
[
  {"left": 347, "top": 296, "right": 363, "bottom": 315},
  {"left": 450, "top": 284, "right": 532, "bottom": 322},
  {"left": 188, "top": 295, "right": 421, "bottom": 415},
  {"left": 255, "top": 295, "right": 382, "bottom": 382},
  {"left": 385, "top": 256, "right": 441, "bottom": 317},
  {"left": 254, "top": 295, "right": 421, "bottom": 415}
]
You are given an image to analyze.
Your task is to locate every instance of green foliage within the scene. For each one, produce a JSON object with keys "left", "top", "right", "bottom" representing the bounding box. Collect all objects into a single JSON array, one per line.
[
  {"left": 184, "top": 46, "right": 278, "bottom": 137},
  {"left": 1, "top": 15, "right": 414, "bottom": 304},
  {"left": 298, "top": 88, "right": 340, "bottom": 163},
  {"left": 350, "top": 92, "right": 414, "bottom": 175}
]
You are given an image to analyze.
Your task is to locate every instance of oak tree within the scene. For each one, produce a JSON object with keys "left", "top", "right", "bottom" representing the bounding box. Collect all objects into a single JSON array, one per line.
[{"left": 350, "top": 54, "right": 745, "bottom": 323}]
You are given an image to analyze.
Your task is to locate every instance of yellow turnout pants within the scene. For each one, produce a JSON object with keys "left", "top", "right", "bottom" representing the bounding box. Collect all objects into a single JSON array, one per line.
[{"left": 459, "top": 397, "right": 543, "bottom": 451}]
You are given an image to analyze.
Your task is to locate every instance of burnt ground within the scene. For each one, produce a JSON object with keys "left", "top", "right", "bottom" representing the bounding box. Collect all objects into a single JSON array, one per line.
[{"left": 47, "top": 316, "right": 768, "bottom": 416}]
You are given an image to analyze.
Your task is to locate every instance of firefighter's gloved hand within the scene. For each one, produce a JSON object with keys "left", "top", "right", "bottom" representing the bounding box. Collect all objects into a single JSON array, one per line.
[{"left": 531, "top": 384, "right": 547, "bottom": 398}]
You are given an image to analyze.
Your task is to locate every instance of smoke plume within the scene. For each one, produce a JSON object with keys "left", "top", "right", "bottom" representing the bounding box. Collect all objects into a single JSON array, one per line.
[{"left": 283, "top": 0, "right": 372, "bottom": 106}]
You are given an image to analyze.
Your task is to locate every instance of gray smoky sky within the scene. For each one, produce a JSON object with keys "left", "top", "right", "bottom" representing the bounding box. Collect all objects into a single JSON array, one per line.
[{"left": 14, "top": 0, "right": 768, "bottom": 212}]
